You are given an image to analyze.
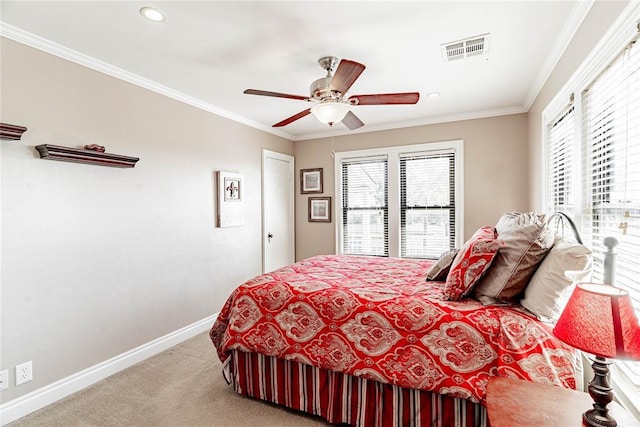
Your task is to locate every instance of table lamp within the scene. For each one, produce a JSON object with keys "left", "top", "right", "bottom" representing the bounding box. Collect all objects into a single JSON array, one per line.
[{"left": 553, "top": 283, "right": 640, "bottom": 427}]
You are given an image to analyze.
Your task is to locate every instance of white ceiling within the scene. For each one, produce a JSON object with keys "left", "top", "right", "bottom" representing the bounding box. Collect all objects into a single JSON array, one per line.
[{"left": 0, "top": 1, "right": 590, "bottom": 141}]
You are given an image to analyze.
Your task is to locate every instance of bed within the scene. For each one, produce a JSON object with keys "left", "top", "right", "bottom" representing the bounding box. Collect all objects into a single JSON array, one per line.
[{"left": 210, "top": 212, "right": 589, "bottom": 426}]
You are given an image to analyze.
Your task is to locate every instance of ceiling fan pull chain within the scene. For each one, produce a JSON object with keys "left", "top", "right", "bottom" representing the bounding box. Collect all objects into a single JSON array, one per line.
[{"left": 331, "top": 135, "right": 335, "bottom": 158}]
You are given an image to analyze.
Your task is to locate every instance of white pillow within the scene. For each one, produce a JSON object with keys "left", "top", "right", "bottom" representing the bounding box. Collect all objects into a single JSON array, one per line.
[{"left": 521, "top": 238, "right": 593, "bottom": 321}]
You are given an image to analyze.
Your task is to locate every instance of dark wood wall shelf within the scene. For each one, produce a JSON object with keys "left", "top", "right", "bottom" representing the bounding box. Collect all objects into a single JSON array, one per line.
[
  {"left": 35, "top": 144, "right": 140, "bottom": 168},
  {"left": 1, "top": 123, "right": 28, "bottom": 140}
]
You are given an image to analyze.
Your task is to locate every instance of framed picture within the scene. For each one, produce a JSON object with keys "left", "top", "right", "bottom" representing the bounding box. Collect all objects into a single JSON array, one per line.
[
  {"left": 308, "top": 197, "right": 331, "bottom": 222},
  {"left": 300, "top": 168, "right": 323, "bottom": 194},
  {"left": 216, "top": 170, "right": 244, "bottom": 227},
  {"left": 224, "top": 177, "right": 241, "bottom": 201}
]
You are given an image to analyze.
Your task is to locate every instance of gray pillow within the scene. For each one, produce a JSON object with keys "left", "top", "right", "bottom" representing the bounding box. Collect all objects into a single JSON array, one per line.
[
  {"left": 474, "top": 212, "right": 554, "bottom": 304},
  {"left": 426, "top": 249, "right": 460, "bottom": 282}
]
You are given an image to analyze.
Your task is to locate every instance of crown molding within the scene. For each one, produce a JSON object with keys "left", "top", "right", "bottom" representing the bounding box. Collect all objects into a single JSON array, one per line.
[
  {"left": 0, "top": 23, "right": 295, "bottom": 141},
  {"left": 542, "top": 0, "right": 640, "bottom": 120},
  {"left": 0, "top": 20, "right": 550, "bottom": 143},
  {"left": 523, "top": 0, "right": 595, "bottom": 111},
  {"left": 293, "top": 105, "right": 527, "bottom": 141}
]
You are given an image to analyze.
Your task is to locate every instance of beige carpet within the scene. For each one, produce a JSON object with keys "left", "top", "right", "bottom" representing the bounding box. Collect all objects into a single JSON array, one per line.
[{"left": 8, "top": 332, "right": 330, "bottom": 427}]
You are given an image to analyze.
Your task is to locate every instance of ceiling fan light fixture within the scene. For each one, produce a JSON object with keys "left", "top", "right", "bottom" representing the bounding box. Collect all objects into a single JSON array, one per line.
[{"left": 311, "top": 102, "right": 350, "bottom": 125}]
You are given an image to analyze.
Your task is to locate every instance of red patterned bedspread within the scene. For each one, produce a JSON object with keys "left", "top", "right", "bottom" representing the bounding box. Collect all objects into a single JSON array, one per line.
[{"left": 210, "top": 255, "right": 577, "bottom": 403}]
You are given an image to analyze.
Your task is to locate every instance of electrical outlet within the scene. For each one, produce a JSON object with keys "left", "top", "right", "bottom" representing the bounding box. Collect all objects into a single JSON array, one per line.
[
  {"left": 0, "top": 370, "right": 8, "bottom": 391},
  {"left": 15, "top": 361, "right": 33, "bottom": 386}
]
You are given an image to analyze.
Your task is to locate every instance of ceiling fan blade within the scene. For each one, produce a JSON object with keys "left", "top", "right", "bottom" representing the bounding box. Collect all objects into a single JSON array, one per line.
[
  {"left": 349, "top": 92, "right": 420, "bottom": 105},
  {"left": 329, "top": 60, "right": 366, "bottom": 95},
  {"left": 341, "top": 111, "right": 364, "bottom": 130},
  {"left": 244, "top": 89, "right": 308, "bottom": 101},
  {"left": 273, "top": 108, "right": 312, "bottom": 127}
]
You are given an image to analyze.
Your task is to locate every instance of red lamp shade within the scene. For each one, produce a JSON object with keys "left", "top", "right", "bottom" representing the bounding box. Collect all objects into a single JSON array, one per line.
[{"left": 553, "top": 283, "right": 640, "bottom": 360}]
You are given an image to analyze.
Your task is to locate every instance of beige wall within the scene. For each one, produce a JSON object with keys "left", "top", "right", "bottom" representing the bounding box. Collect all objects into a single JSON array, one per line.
[
  {"left": 0, "top": 38, "right": 292, "bottom": 404},
  {"left": 527, "top": 1, "right": 629, "bottom": 210},
  {"left": 294, "top": 114, "right": 530, "bottom": 261}
]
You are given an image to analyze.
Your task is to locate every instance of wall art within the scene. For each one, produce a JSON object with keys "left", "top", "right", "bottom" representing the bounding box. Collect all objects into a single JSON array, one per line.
[
  {"left": 308, "top": 197, "right": 331, "bottom": 222},
  {"left": 300, "top": 168, "right": 323, "bottom": 194},
  {"left": 216, "top": 170, "right": 244, "bottom": 227}
]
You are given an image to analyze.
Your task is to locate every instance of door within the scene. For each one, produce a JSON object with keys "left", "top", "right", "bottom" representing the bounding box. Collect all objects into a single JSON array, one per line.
[{"left": 262, "top": 150, "right": 295, "bottom": 273}]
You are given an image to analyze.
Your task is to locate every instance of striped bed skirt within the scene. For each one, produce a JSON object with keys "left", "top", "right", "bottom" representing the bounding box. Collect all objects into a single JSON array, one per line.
[{"left": 225, "top": 350, "right": 490, "bottom": 427}]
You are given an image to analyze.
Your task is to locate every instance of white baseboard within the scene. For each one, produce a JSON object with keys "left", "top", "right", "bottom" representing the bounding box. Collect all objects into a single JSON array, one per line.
[{"left": 0, "top": 313, "right": 218, "bottom": 426}]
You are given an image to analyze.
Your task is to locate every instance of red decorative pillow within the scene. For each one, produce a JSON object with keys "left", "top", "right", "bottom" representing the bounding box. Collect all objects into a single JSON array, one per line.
[{"left": 445, "top": 226, "right": 502, "bottom": 301}]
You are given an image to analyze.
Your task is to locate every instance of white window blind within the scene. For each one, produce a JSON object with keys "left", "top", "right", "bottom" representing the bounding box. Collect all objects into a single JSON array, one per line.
[
  {"left": 340, "top": 157, "right": 388, "bottom": 256},
  {"left": 581, "top": 39, "right": 640, "bottom": 313},
  {"left": 546, "top": 105, "right": 575, "bottom": 214},
  {"left": 400, "top": 152, "right": 456, "bottom": 258},
  {"left": 581, "top": 38, "right": 640, "bottom": 388}
]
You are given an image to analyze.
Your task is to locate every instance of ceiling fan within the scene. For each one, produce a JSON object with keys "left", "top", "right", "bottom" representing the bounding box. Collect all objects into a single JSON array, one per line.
[{"left": 244, "top": 56, "right": 420, "bottom": 130}]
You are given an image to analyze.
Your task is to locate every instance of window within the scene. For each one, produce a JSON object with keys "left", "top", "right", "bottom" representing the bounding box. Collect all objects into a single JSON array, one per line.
[
  {"left": 581, "top": 39, "right": 640, "bottom": 404},
  {"left": 340, "top": 157, "right": 388, "bottom": 256},
  {"left": 335, "top": 141, "right": 463, "bottom": 259},
  {"left": 579, "top": 38, "right": 640, "bottom": 315},
  {"left": 543, "top": 19, "right": 640, "bottom": 416},
  {"left": 400, "top": 152, "right": 456, "bottom": 259}
]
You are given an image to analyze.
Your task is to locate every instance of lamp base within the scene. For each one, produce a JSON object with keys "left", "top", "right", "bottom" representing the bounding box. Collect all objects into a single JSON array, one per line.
[
  {"left": 583, "top": 356, "right": 617, "bottom": 427},
  {"left": 583, "top": 409, "right": 617, "bottom": 427}
]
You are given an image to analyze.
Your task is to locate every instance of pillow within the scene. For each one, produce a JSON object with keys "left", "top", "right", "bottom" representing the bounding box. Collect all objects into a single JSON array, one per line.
[
  {"left": 521, "top": 238, "right": 593, "bottom": 321},
  {"left": 474, "top": 212, "right": 555, "bottom": 305},
  {"left": 444, "top": 226, "right": 502, "bottom": 301},
  {"left": 426, "top": 249, "right": 460, "bottom": 281}
]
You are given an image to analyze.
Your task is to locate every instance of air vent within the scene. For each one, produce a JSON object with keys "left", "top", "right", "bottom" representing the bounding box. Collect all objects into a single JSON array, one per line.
[{"left": 441, "top": 34, "right": 489, "bottom": 62}]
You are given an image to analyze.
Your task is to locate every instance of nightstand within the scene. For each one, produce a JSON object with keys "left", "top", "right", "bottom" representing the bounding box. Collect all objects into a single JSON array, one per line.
[{"left": 486, "top": 377, "right": 639, "bottom": 427}]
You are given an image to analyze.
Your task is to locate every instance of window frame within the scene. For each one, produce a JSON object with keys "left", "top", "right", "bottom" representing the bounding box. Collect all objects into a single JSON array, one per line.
[{"left": 334, "top": 140, "right": 464, "bottom": 258}]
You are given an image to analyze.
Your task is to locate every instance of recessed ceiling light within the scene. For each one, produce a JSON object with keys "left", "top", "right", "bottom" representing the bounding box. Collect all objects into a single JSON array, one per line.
[
  {"left": 427, "top": 92, "right": 441, "bottom": 98},
  {"left": 140, "top": 7, "right": 166, "bottom": 23}
]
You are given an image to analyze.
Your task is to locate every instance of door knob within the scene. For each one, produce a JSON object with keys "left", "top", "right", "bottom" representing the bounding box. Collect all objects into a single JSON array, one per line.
[{"left": 267, "top": 232, "right": 273, "bottom": 242}]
